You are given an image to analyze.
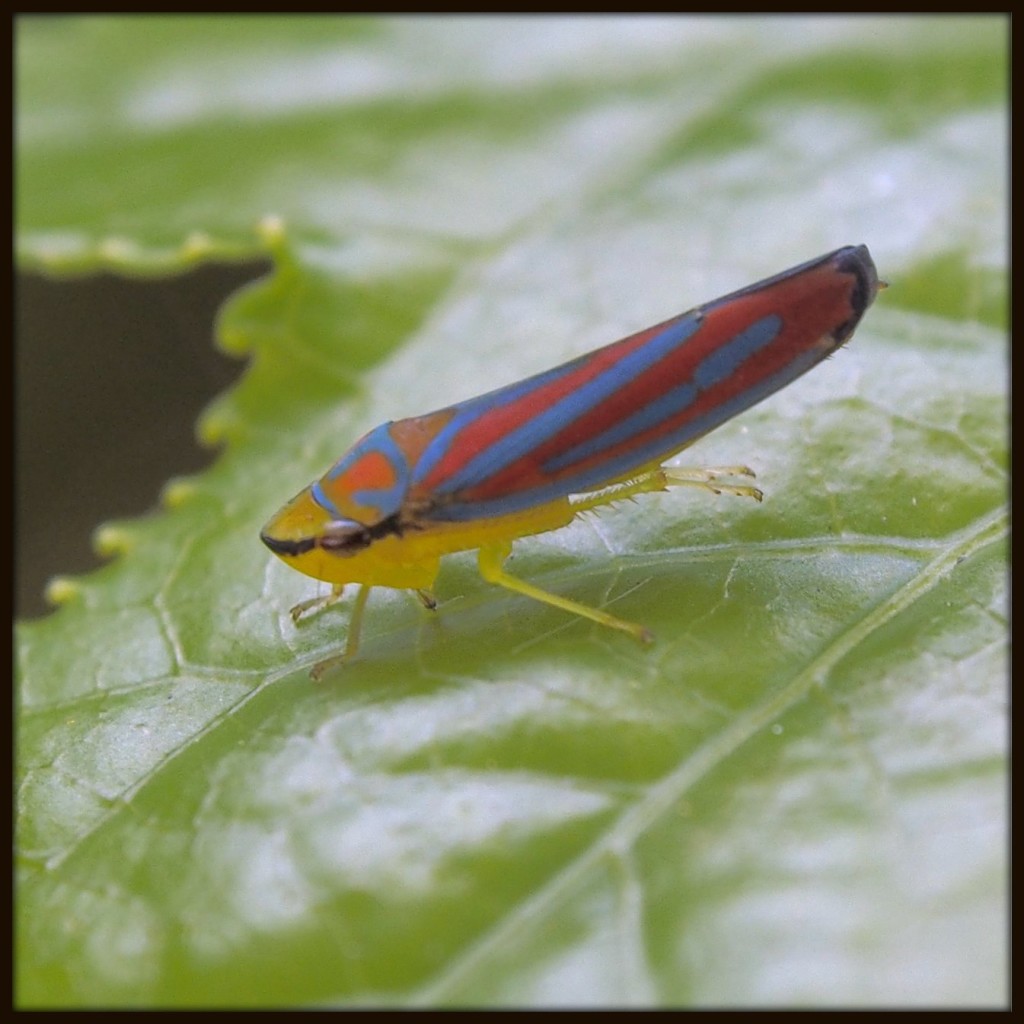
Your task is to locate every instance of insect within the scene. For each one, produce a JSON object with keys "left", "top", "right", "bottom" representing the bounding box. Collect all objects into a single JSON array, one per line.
[{"left": 262, "top": 245, "right": 880, "bottom": 676}]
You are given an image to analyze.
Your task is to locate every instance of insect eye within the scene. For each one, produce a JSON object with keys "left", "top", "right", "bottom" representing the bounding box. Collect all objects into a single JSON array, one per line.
[{"left": 319, "top": 522, "right": 372, "bottom": 554}]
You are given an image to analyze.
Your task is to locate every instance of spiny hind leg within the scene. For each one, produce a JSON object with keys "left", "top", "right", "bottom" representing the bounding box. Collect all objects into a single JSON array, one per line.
[
  {"left": 478, "top": 542, "right": 653, "bottom": 644},
  {"left": 571, "top": 464, "right": 762, "bottom": 515},
  {"left": 663, "top": 464, "right": 763, "bottom": 500}
]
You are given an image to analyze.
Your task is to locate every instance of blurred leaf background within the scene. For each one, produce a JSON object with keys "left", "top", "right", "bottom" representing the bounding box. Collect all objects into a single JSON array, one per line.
[{"left": 15, "top": 15, "right": 1007, "bottom": 1007}]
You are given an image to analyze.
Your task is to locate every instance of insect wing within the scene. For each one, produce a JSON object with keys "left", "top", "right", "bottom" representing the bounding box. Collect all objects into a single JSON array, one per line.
[{"left": 410, "top": 245, "right": 878, "bottom": 523}]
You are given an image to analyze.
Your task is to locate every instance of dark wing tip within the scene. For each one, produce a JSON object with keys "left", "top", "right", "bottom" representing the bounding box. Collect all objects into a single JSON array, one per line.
[
  {"left": 831, "top": 244, "right": 880, "bottom": 342},
  {"left": 835, "top": 244, "right": 879, "bottom": 314}
]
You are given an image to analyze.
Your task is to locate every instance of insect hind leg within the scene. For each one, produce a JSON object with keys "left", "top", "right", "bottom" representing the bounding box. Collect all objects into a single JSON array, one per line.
[
  {"left": 570, "top": 464, "right": 762, "bottom": 515},
  {"left": 662, "top": 464, "right": 763, "bottom": 501}
]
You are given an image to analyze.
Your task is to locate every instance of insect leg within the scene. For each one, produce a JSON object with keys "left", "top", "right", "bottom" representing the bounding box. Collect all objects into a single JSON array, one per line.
[
  {"left": 571, "top": 464, "right": 762, "bottom": 515},
  {"left": 477, "top": 542, "right": 653, "bottom": 644},
  {"left": 290, "top": 583, "right": 346, "bottom": 624},
  {"left": 662, "top": 465, "right": 763, "bottom": 501},
  {"left": 310, "top": 584, "right": 372, "bottom": 681}
]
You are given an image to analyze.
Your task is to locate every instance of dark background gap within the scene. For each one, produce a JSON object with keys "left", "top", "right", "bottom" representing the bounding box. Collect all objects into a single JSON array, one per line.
[{"left": 16, "top": 262, "right": 271, "bottom": 619}]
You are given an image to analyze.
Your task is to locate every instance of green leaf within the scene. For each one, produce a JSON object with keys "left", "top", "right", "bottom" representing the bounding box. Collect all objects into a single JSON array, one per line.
[{"left": 16, "top": 15, "right": 1007, "bottom": 1007}]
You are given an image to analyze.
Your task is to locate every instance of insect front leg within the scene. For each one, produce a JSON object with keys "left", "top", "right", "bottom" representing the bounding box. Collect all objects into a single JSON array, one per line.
[
  {"left": 290, "top": 583, "right": 346, "bottom": 624},
  {"left": 308, "top": 587, "right": 436, "bottom": 681},
  {"left": 309, "top": 583, "right": 373, "bottom": 681},
  {"left": 477, "top": 542, "right": 653, "bottom": 644}
]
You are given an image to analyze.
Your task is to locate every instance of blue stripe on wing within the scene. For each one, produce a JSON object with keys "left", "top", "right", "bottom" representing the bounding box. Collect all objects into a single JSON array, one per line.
[
  {"left": 425, "top": 314, "right": 832, "bottom": 523},
  {"left": 544, "top": 314, "right": 781, "bottom": 474},
  {"left": 412, "top": 312, "right": 703, "bottom": 496}
]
